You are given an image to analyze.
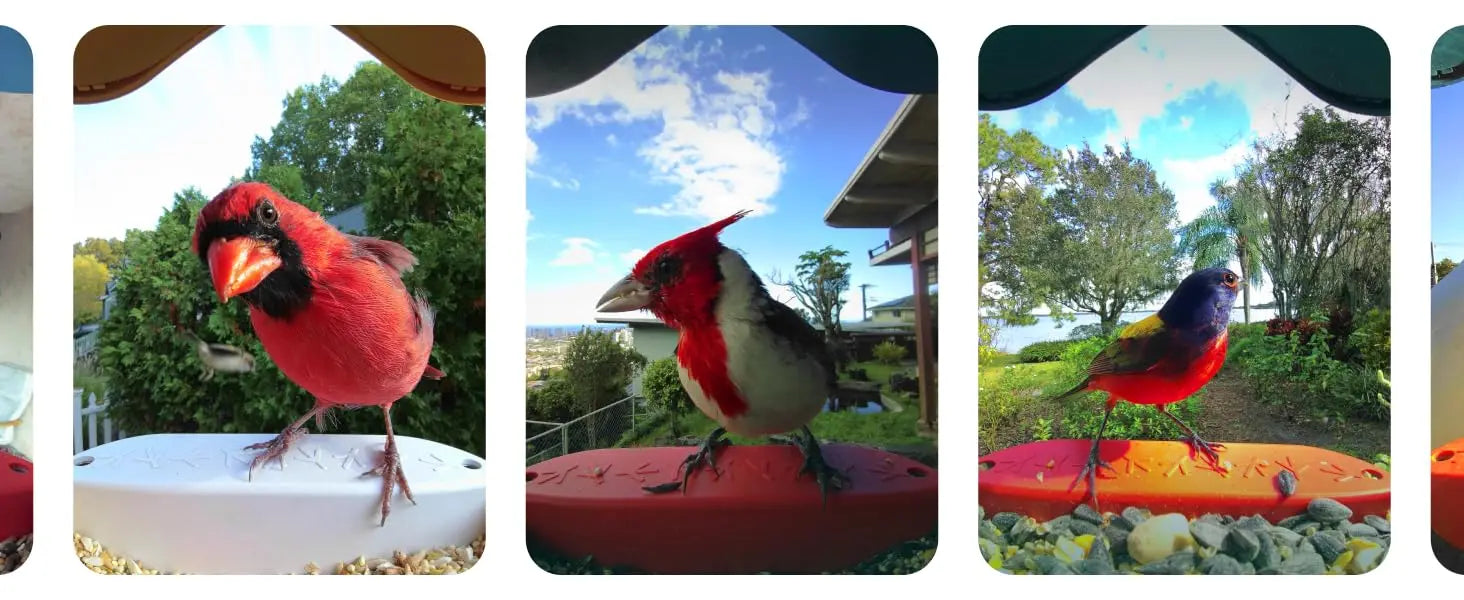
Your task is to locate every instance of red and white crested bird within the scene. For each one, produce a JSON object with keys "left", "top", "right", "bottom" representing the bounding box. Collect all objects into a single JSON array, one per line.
[
  {"left": 596, "top": 210, "right": 848, "bottom": 501},
  {"left": 191, "top": 182, "right": 444, "bottom": 526}
]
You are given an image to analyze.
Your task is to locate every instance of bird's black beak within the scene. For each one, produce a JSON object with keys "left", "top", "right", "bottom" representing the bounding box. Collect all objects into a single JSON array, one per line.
[{"left": 596, "top": 275, "right": 652, "bottom": 312}]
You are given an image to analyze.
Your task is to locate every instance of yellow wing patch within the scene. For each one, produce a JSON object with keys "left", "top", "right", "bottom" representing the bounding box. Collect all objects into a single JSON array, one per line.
[{"left": 1117, "top": 313, "right": 1165, "bottom": 340}]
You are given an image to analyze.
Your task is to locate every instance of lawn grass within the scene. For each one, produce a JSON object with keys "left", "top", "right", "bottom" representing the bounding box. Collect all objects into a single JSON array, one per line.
[
  {"left": 73, "top": 365, "right": 107, "bottom": 401},
  {"left": 620, "top": 360, "right": 935, "bottom": 459}
]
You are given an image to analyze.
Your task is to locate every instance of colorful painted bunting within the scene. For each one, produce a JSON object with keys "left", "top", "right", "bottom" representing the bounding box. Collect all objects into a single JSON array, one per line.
[{"left": 1051, "top": 267, "right": 1243, "bottom": 509}]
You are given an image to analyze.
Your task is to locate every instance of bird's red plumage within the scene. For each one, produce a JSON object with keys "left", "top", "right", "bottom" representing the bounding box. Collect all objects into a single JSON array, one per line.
[
  {"left": 195, "top": 183, "right": 437, "bottom": 408},
  {"left": 1089, "top": 330, "right": 1228, "bottom": 408},
  {"left": 633, "top": 211, "right": 752, "bottom": 419}
]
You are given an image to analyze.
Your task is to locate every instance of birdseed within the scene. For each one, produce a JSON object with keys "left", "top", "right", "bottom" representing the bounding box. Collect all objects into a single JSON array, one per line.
[
  {"left": 0, "top": 535, "right": 30, "bottom": 574},
  {"left": 980, "top": 500, "right": 1389, "bottom": 575},
  {"left": 74, "top": 532, "right": 483, "bottom": 575}
]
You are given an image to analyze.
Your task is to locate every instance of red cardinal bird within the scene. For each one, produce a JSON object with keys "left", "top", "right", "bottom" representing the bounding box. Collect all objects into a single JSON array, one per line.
[
  {"left": 191, "top": 182, "right": 444, "bottom": 526},
  {"left": 596, "top": 210, "right": 848, "bottom": 502}
]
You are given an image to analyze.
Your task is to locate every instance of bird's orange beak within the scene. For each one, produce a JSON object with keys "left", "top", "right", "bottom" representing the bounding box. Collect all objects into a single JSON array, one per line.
[{"left": 206, "top": 237, "right": 281, "bottom": 303}]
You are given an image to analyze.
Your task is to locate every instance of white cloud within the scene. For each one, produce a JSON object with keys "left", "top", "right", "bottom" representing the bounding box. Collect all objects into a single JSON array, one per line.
[
  {"left": 526, "top": 33, "right": 794, "bottom": 222},
  {"left": 526, "top": 134, "right": 539, "bottom": 165},
  {"left": 1159, "top": 142, "right": 1252, "bottom": 223},
  {"left": 668, "top": 26, "right": 694, "bottom": 40},
  {"left": 1178, "top": 115, "right": 1194, "bottom": 131},
  {"left": 1063, "top": 26, "right": 1344, "bottom": 147},
  {"left": 987, "top": 109, "right": 1022, "bottom": 132},
  {"left": 606, "top": 133, "right": 618, "bottom": 146},
  {"left": 1037, "top": 107, "right": 1061, "bottom": 133},
  {"left": 550, "top": 238, "right": 599, "bottom": 266},
  {"left": 619, "top": 248, "right": 646, "bottom": 265}
]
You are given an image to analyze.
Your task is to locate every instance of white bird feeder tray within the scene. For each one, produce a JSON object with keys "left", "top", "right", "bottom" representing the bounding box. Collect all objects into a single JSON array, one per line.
[
  {"left": 0, "top": 363, "right": 30, "bottom": 448},
  {"left": 73, "top": 433, "right": 485, "bottom": 574}
]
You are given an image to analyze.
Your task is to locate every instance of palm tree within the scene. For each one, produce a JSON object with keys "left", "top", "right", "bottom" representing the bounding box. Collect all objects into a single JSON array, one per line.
[{"left": 1177, "top": 176, "right": 1267, "bottom": 323}]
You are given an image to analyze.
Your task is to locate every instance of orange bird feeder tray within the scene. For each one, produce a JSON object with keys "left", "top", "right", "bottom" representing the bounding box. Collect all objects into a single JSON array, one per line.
[
  {"left": 1432, "top": 439, "right": 1464, "bottom": 549},
  {"left": 0, "top": 449, "right": 30, "bottom": 541},
  {"left": 526, "top": 444, "right": 937, "bottom": 574},
  {"left": 979, "top": 440, "right": 1387, "bottom": 522}
]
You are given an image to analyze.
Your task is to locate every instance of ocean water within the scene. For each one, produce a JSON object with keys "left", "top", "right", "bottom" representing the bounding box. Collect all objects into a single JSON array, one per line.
[{"left": 986, "top": 307, "right": 1278, "bottom": 354}]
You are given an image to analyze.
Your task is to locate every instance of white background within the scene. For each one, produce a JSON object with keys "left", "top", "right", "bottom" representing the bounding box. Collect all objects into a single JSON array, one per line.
[{"left": 0, "top": 0, "right": 1429, "bottom": 594}]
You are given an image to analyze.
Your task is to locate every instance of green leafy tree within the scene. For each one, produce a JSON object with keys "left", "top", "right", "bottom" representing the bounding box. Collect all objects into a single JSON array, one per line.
[
  {"left": 1035, "top": 143, "right": 1180, "bottom": 333},
  {"left": 641, "top": 357, "right": 689, "bottom": 438},
  {"left": 1439, "top": 258, "right": 1457, "bottom": 282},
  {"left": 771, "top": 246, "right": 851, "bottom": 342},
  {"left": 563, "top": 328, "right": 647, "bottom": 447},
  {"left": 73, "top": 237, "right": 126, "bottom": 269},
  {"left": 978, "top": 113, "right": 1067, "bottom": 329},
  {"left": 1178, "top": 176, "right": 1267, "bottom": 323},
  {"left": 1248, "top": 106, "right": 1390, "bottom": 318},
  {"left": 73, "top": 254, "right": 109, "bottom": 325}
]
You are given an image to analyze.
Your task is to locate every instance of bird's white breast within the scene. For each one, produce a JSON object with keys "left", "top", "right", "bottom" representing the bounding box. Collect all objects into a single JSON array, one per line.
[{"left": 676, "top": 249, "right": 829, "bottom": 437}]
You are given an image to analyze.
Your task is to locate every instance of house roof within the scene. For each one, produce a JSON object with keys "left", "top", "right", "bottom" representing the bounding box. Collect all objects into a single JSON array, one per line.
[
  {"left": 74, "top": 25, "right": 485, "bottom": 105},
  {"left": 326, "top": 204, "right": 367, "bottom": 235},
  {"left": 823, "top": 93, "right": 937, "bottom": 230},
  {"left": 871, "top": 295, "right": 915, "bottom": 310},
  {"left": 980, "top": 25, "right": 1389, "bottom": 115}
]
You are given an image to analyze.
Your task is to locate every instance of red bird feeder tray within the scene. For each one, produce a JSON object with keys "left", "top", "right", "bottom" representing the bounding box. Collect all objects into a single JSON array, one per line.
[
  {"left": 979, "top": 439, "right": 1388, "bottom": 522},
  {"left": 526, "top": 444, "right": 937, "bottom": 574},
  {"left": 0, "top": 449, "right": 30, "bottom": 541},
  {"left": 1432, "top": 439, "right": 1464, "bottom": 549}
]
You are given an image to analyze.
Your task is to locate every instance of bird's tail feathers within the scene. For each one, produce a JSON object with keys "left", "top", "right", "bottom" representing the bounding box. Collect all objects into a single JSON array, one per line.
[{"left": 1049, "top": 378, "right": 1093, "bottom": 402}]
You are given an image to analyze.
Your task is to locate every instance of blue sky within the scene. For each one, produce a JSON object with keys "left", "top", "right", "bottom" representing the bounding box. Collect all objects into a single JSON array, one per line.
[
  {"left": 980, "top": 26, "right": 1374, "bottom": 310},
  {"left": 1434, "top": 81, "right": 1464, "bottom": 262},
  {"left": 526, "top": 26, "right": 917, "bottom": 325},
  {"left": 74, "top": 26, "right": 375, "bottom": 242}
]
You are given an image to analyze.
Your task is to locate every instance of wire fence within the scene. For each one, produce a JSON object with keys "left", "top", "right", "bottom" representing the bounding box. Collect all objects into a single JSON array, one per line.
[{"left": 525, "top": 396, "right": 644, "bottom": 465}]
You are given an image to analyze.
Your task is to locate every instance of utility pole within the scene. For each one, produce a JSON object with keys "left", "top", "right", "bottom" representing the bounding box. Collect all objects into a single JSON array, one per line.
[
  {"left": 1435, "top": 242, "right": 1440, "bottom": 286},
  {"left": 859, "top": 283, "right": 876, "bottom": 321}
]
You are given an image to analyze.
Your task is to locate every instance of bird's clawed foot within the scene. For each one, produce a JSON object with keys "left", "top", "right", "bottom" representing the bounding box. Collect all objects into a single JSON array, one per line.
[
  {"left": 643, "top": 427, "right": 729, "bottom": 495},
  {"left": 244, "top": 427, "right": 307, "bottom": 481},
  {"left": 794, "top": 426, "right": 849, "bottom": 507},
  {"left": 1181, "top": 433, "right": 1225, "bottom": 467},
  {"left": 362, "top": 438, "right": 415, "bottom": 527},
  {"left": 1075, "top": 443, "right": 1114, "bottom": 512}
]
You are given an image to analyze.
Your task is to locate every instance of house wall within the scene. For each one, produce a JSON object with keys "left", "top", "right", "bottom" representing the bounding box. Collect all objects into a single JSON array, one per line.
[
  {"left": 627, "top": 324, "right": 679, "bottom": 396},
  {"left": 0, "top": 207, "right": 31, "bottom": 458},
  {"left": 871, "top": 308, "right": 913, "bottom": 324}
]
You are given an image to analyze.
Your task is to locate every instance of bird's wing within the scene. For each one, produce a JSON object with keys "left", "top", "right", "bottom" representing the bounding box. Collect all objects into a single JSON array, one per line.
[
  {"left": 204, "top": 343, "right": 248, "bottom": 358},
  {"left": 346, "top": 234, "right": 419, "bottom": 275},
  {"left": 749, "top": 277, "right": 838, "bottom": 392},
  {"left": 1086, "top": 313, "right": 1177, "bottom": 376}
]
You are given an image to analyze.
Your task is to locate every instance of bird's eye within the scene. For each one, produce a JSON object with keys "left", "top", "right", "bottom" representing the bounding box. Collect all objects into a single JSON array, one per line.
[
  {"left": 653, "top": 254, "right": 681, "bottom": 284},
  {"left": 257, "top": 200, "right": 278, "bottom": 227},
  {"left": 1223, "top": 273, "right": 1237, "bottom": 286}
]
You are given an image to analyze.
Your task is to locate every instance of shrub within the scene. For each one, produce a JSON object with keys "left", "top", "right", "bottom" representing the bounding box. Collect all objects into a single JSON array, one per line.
[
  {"left": 1018, "top": 340, "right": 1075, "bottom": 363},
  {"left": 873, "top": 339, "right": 909, "bottom": 365},
  {"left": 1228, "top": 318, "right": 1389, "bottom": 422},
  {"left": 1066, "top": 320, "right": 1129, "bottom": 340},
  {"left": 642, "top": 357, "right": 690, "bottom": 437},
  {"left": 1347, "top": 308, "right": 1390, "bottom": 371}
]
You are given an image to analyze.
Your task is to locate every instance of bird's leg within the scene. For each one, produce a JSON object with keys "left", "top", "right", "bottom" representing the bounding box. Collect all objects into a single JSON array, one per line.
[
  {"left": 1157, "top": 404, "right": 1224, "bottom": 466},
  {"left": 1075, "top": 402, "right": 1116, "bottom": 512},
  {"left": 244, "top": 405, "right": 324, "bottom": 481},
  {"left": 643, "top": 427, "right": 729, "bottom": 495},
  {"left": 362, "top": 405, "right": 415, "bottom": 527},
  {"left": 794, "top": 425, "right": 850, "bottom": 507}
]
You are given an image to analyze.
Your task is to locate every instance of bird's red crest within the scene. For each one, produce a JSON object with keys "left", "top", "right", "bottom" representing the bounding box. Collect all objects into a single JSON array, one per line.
[{"left": 630, "top": 209, "right": 751, "bottom": 281}]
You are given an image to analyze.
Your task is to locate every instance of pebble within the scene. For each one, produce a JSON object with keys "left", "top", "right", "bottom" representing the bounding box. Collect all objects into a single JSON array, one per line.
[
  {"left": 1307, "top": 498, "right": 1354, "bottom": 524},
  {"left": 1191, "top": 521, "right": 1229, "bottom": 549},
  {"left": 1128, "top": 513, "right": 1195, "bottom": 564},
  {"left": 1364, "top": 514, "right": 1391, "bottom": 534},
  {"left": 0, "top": 536, "right": 28, "bottom": 574},
  {"left": 980, "top": 498, "right": 1389, "bottom": 575}
]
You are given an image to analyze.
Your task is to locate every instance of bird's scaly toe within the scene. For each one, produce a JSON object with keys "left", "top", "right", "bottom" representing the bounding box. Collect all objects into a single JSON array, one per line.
[{"left": 244, "top": 427, "right": 306, "bottom": 481}]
